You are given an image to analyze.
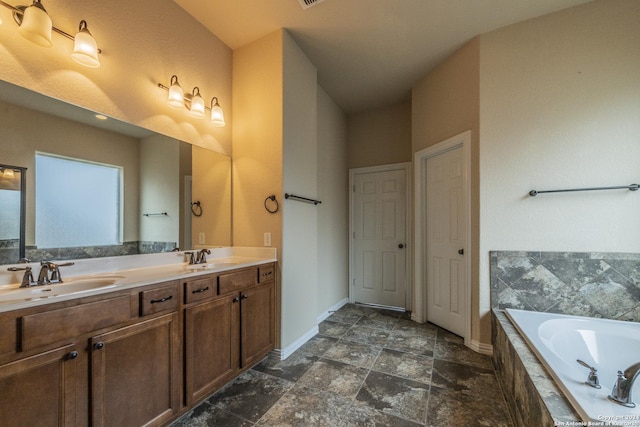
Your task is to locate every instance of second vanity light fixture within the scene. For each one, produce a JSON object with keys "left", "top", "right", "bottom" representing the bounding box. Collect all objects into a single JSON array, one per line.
[
  {"left": 0, "top": 0, "right": 101, "bottom": 67},
  {"left": 158, "top": 75, "right": 226, "bottom": 127}
]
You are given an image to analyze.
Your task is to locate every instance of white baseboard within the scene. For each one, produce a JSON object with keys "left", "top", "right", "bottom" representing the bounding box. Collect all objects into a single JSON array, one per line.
[
  {"left": 273, "top": 325, "right": 319, "bottom": 360},
  {"left": 273, "top": 298, "right": 349, "bottom": 361},
  {"left": 317, "top": 298, "right": 349, "bottom": 323},
  {"left": 468, "top": 339, "right": 493, "bottom": 355}
]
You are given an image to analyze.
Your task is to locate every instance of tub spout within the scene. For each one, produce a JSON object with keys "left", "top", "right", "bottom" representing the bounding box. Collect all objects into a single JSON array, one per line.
[{"left": 608, "top": 362, "right": 640, "bottom": 408}]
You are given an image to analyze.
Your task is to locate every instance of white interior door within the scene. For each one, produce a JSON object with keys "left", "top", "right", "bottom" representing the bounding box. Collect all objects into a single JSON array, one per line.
[
  {"left": 426, "top": 146, "right": 466, "bottom": 335},
  {"left": 352, "top": 167, "right": 407, "bottom": 309}
]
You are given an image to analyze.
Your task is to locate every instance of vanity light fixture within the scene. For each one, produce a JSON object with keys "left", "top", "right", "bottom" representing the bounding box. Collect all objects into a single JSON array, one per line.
[
  {"left": 1, "top": 168, "right": 16, "bottom": 178},
  {"left": 157, "top": 76, "right": 226, "bottom": 126},
  {"left": 188, "top": 87, "right": 205, "bottom": 119},
  {"left": 210, "top": 97, "right": 225, "bottom": 127},
  {"left": 0, "top": 0, "right": 101, "bottom": 67}
]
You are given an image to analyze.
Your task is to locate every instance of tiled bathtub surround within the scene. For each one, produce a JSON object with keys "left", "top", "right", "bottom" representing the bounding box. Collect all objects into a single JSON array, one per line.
[
  {"left": 490, "top": 251, "right": 640, "bottom": 320},
  {"left": 490, "top": 251, "right": 640, "bottom": 426},
  {"left": 492, "top": 310, "right": 579, "bottom": 426}
]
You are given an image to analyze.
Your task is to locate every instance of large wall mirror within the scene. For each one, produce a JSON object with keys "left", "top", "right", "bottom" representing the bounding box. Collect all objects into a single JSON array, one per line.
[{"left": 0, "top": 80, "right": 231, "bottom": 265}]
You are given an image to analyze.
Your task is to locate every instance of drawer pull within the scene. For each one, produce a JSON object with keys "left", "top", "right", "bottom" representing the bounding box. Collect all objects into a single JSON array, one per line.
[
  {"left": 68, "top": 351, "right": 79, "bottom": 360},
  {"left": 150, "top": 295, "right": 173, "bottom": 304},
  {"left": 191, "top": 287, "right": 210, "bottom": 294},
  {"left": 262, "top": 272, "right": 272, "bottom": 277},
  {"left": 94, "top": 342, "right": 104, "bottom": 350}
]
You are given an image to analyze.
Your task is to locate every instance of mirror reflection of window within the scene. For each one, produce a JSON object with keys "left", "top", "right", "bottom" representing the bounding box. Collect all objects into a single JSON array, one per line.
[{"left": 35, "top": 153, "right": 122, "bottom": 248}]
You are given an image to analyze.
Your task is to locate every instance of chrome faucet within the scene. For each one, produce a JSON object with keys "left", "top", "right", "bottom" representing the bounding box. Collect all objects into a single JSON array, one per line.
[
  {"left": 7, "top": 266, "right": 36, "bottom": 287},
  {"left": 609, "top": 361, "right": 640, "bottom": 408},
  {"left": 196, "top": 249, "right": 211, "bottom": 264},
  {"left": 37, "top": 261, "right": 74, "bottom": 285},
  {"left": 577, "top": 359, "right": 601, "bottom": 389}
]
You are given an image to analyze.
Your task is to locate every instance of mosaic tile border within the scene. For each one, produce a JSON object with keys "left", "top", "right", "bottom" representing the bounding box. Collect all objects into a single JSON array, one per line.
[{"left": 490, "top": 251, "right": 640, "bottom": 321}]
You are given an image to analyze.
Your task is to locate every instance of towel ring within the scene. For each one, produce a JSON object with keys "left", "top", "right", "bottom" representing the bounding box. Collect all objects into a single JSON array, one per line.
[
  {"left": 264, "top": 195, "right": 279, "bottom": 213},
  {"left": 191, "top": 201, "right": 203, "bottom": 217}
]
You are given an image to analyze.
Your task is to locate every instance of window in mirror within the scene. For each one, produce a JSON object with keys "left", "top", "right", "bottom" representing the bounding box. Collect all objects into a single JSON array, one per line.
[
  {"left": 0, "top": 165, "right": 25, "bottom": 263},
  {"left": 35, "top": 153, "right": 122, "bottom": 248}
]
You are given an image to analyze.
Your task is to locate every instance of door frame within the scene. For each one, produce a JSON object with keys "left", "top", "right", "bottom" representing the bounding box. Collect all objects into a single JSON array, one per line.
[
  {"left": 349, "top": 162, "right": 412, "bottom": 310},
  {"left": 413, "top": 131, "right": 471, "bottom": 345}
]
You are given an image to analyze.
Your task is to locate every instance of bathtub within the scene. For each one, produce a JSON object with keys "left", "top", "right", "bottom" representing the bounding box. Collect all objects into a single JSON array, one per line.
[{"left": 505, "top": 309, "right": 640, "bottom": 425}]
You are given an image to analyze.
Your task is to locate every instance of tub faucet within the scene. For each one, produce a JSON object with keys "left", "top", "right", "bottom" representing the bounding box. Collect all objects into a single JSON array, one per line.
[
  {"left": 608, "top": 361, "right": 640, "bottom": 408},
  {"left": 576, "top": 359, "right": 601, "bottom": 389}
]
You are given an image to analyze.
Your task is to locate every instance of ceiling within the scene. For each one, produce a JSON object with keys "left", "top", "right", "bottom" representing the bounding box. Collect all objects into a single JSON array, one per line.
[{"left": 174, "top": 0, "right": 591, "bottom": 114}]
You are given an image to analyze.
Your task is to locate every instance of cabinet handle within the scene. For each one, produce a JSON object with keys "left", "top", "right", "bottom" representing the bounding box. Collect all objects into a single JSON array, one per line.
[
  {"left": 262, "top": 271, "right": 272, "bottom": 277},
  {"left": 150, "top": 295, "right": 173, "bottom": 304},
  {"left": 241, "top": 294, "right": 249, "bottom": 300},
  {"left": 192, "top": 287, "right": 209, "bottom": 294},
  {"left": 67, "top": 351, "right": 79, "bottom": 360},
  {"left": 232, "top": 297, "right": 240, "bottom": 303},
  {"left": 94, "top": 342, "right": 104, "bottom": 350}
]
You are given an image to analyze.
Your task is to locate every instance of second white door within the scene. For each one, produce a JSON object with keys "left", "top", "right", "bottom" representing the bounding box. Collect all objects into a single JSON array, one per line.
[
  {"left": 425, "top": 146, "right": 466, "bottom": 336},
  {"left": 352, "top": 167, "right": 407, "bottom": 308}
]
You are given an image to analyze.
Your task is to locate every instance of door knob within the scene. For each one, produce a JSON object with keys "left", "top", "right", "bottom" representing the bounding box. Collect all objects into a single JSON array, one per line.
[
  {"left": 398, "top": 244, "right": 404, "bottom": 249},
  {"left": 458, "top": 249, "right": 464, "bottom": 255}
]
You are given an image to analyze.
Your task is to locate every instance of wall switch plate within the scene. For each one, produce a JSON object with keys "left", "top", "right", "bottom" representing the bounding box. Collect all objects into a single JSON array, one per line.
[
  {"left": 198, "top": 232, "right": 205, "bottom": 244},
  {"left": 264, "top": 232, "right": 272, "bottom": 247}
]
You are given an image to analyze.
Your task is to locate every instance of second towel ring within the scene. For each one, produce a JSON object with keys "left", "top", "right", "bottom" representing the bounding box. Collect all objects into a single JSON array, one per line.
[
  {"left": 191, "top": 201, "right": 203, "bottom": 217},
  {"left": 264, "top": 195, "right": 279, "bottom": 213}
]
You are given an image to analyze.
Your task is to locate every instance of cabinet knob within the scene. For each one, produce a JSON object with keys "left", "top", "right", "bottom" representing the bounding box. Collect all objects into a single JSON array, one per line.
[
  {"left": 67, "top": 351, "right": 79, "bottom": 360},
  {"left": 232, "top": 297, "right": 240, "bottom": 303},
  {"left": 94, "top": 342, "right": 105, "bottom": 350},
  {"left": 241, "top": 294, "right": 249, "bottom": 300},
  {"left": 458, "top": 249, "right": 464, "bottom": 255},
  {"left": 398, "top": 244, "right": 404, "bottom": 249}
]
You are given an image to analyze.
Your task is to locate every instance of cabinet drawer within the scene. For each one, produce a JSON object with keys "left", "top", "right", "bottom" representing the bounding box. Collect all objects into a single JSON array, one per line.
[
  {"left": 184, "top": 276, "right": 216, "bottom": 304},
  {"left": 258, "top": 264, "right": 275, "bottom": 283},
  {"left": 21, "top": 295, "right": 131, "bottom": 352},
  {"left": 218, "top": 268, "right": 257, "bottom": 295},
  {"left": 140, "top": 283, "right": 178, "bottom": 316}
]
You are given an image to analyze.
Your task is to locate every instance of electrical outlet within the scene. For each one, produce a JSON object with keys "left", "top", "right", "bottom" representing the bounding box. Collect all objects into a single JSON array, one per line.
[
  {"left": 264, "top": 232, "right": 272, "bottom": 247},
  {"left": 198, "top": 232, "right": 205, "bottom": 244}
]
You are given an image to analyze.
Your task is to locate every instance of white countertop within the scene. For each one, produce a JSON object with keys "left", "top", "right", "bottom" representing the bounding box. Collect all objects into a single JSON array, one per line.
[{"left": 0, "top": 247, "right": 277, "bottom": 313}]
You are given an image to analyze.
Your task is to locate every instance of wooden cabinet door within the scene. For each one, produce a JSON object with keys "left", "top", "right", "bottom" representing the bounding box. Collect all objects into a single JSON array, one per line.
[
  {"left": 0, "top": 344, "right": 79, "bottom": 427},
  {"left": 91, "top": 313, "right": 180, "bottom": 427},
  {"left": 184, "top": 293, "right": 239, "bottom": 405},
  {"left": 240, "top": 281, "right": 275, "bottom": 368}
]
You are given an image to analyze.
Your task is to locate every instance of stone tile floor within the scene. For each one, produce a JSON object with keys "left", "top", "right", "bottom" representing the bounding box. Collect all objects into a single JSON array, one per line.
[{"left": 171, "top": 304, "right": 513, "bottom": 426}]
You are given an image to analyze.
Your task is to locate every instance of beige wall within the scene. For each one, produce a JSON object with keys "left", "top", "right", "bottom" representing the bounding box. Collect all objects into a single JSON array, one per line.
[
  {"left": 0, "top": 99, "right": 140, "bottom": 245},
  {"left": 411, "top": 38, "right": 481, "bottom": 342},
  {"left": 479, "top": 0, "right": 640, "bottom": 343},
  {"left": 347, "top": 101, "right": 412, "bottom": 169},
  {"left": 232, "top": 30, "right": 284, "bottom": 251},
  {"left": 281, "top": 31, "right": 319, "bottom": 347},
  {"left": 0, "top": 0, "right": 232, "bottom": 155},
  {"left": 232, "top": 30, "right": 349, "bottom": 352},
  {"left": 317, "top": 86, "right": 349, "bottom": 315}
]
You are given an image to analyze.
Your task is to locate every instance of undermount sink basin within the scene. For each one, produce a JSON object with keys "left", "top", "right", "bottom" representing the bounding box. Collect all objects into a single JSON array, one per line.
[{"left": 0, "top": 275, "right": 125, "bottom": 304}]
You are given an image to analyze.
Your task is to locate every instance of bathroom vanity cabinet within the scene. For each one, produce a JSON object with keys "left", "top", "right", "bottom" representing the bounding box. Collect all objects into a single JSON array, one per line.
[
  {"left": 184, "top": 264, "right": 275, "bottom": 406},
  {"left": 0, "top": 262, "right": 276, "bottom": 427}
]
